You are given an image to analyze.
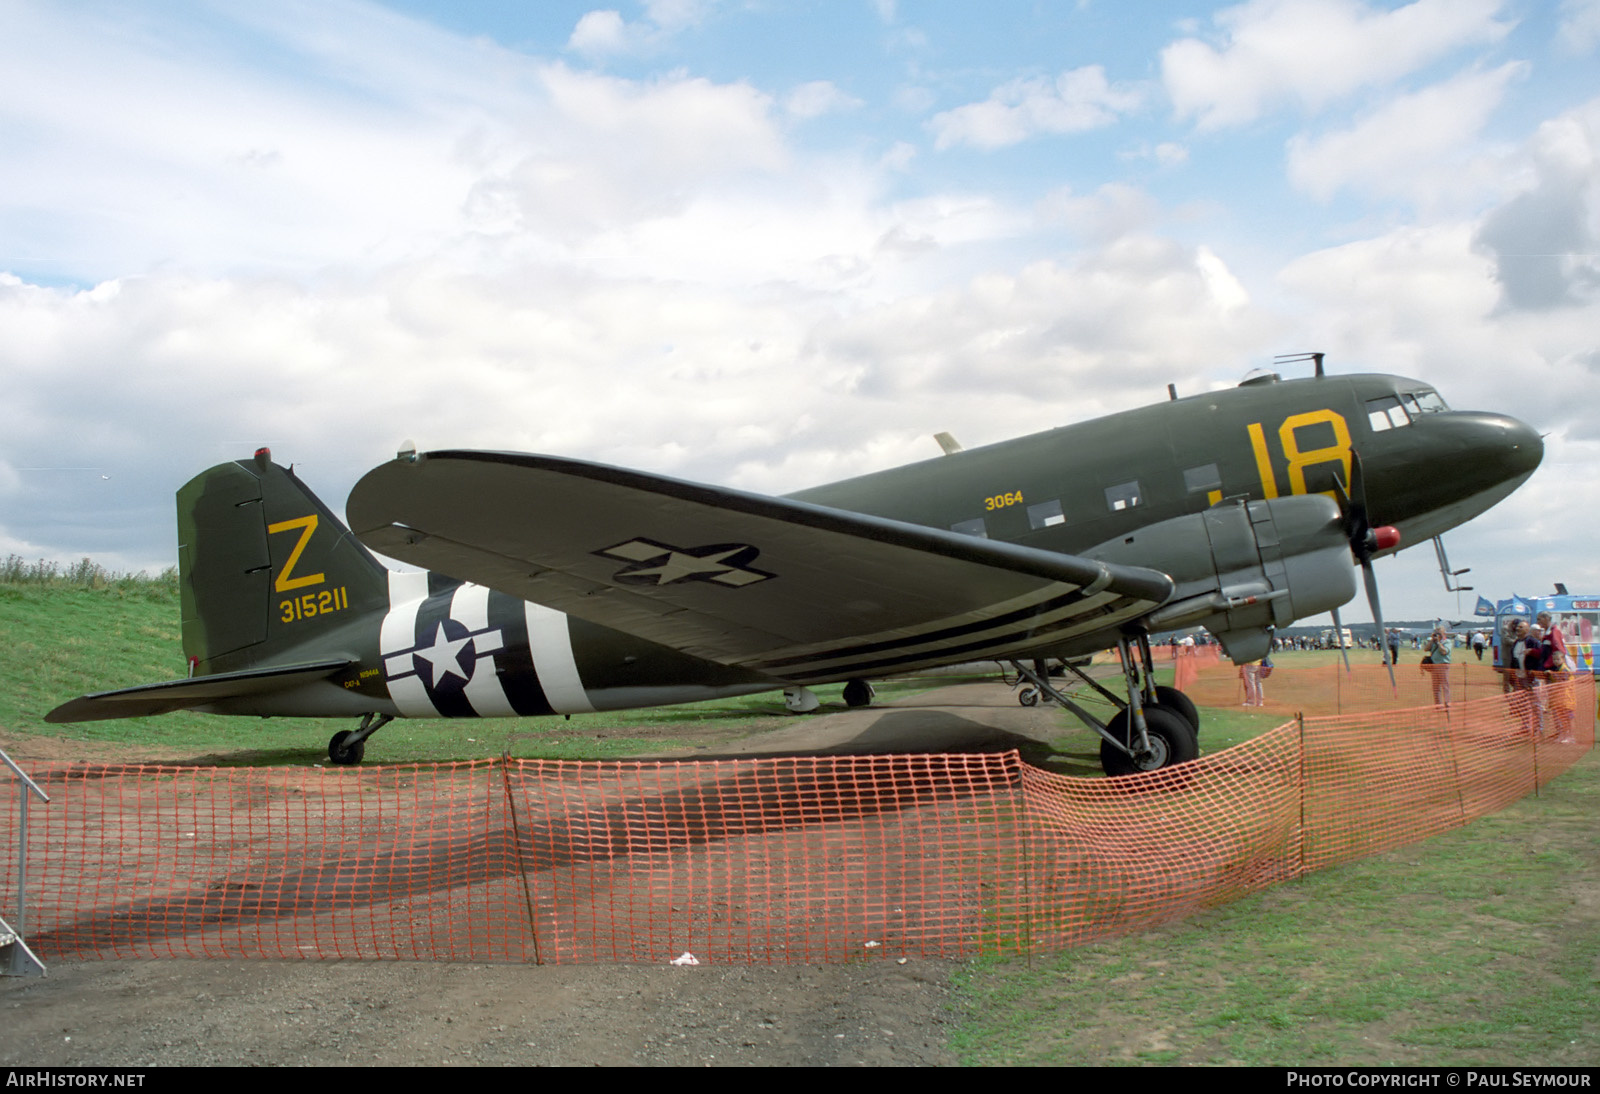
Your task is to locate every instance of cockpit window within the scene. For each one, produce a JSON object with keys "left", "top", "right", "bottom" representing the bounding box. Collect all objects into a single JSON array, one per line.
[
  {"left": 1409, "top": 389, "right": 1448, "bottom": 413},
  {"left": 1366, "top": 396, "right": 1408, "bottom": 432}
]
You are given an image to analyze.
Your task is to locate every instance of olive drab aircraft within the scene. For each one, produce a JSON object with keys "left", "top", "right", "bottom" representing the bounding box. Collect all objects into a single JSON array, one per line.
[{"left": 48, "top": 361, "right": 1543, "bottom": 776}]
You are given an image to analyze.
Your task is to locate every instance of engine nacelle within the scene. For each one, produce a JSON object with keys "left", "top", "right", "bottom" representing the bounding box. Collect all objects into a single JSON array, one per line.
[{"left": 1084, "top": 495, "right": 1357, "bottom": 663}]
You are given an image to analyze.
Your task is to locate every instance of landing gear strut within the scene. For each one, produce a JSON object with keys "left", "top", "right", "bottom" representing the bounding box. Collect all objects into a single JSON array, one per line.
[
  {"left": 1009, "top": 635, "right": 1200, "bottom": 777},
  {"left": 328, "top": 712, "right": 393, "bottom": 765}
]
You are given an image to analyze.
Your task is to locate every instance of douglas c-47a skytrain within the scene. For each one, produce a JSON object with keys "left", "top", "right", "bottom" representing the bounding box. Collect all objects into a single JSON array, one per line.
[{"left": 49, "top": 362, "right": 1543, "bottom": 776}]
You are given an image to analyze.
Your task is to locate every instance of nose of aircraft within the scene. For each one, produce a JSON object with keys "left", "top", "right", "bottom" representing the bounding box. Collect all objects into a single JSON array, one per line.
[
  {"left": 1469, "top": 411, "right": 1544, "bottom": 482},
  {"left": 1363, "top": 409, "right": 1542, "bottom": 534}
]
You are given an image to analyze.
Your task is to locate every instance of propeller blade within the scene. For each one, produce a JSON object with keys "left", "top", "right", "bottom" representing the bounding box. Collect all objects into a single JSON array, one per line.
[
  {"left": 1363, "top": 559, "right": 1397, "bottom": 691},
  {"left": 1330, "top": 607, "right": 1352, "bottom": 673},
  {"left": 1338, "top": 449, "right": 1370, "bottom": 546}
]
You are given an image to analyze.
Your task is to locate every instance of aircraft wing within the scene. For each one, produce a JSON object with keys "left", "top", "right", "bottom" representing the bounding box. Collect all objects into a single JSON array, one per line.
[{"left": 347, "top": 451, "right": 1175, "bottom": 684}]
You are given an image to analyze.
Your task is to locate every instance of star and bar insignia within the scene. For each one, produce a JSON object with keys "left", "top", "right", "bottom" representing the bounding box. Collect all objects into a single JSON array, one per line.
[{"left": 596, "top": 538, "right": 775, "bottom": 588}]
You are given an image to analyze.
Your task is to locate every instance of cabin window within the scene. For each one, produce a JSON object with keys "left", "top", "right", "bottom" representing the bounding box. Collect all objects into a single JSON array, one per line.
[
  {"left": 1104, "top": 481, "right": 1142, "bottom": 512},
  {"left": 950, "top": 517, "right": 988, "bottom": 538},
  {"left": 1366, "top": 396, "right": 1409, "bottom": 432},
  {"left": 1027, "top": 499, "right": 1065, "bottom": 529},
  {"left": 1183, "top": 464, "right": 1221, "bottom": 494}
]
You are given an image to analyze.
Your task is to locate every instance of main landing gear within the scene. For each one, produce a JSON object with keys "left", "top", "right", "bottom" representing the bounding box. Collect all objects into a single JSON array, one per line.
[
  {"left": 327, "top": 712, "right": 393, "bottom": 765},
  {"left": 1009, "top": 634, "right": 1200, "bottom": 777}
]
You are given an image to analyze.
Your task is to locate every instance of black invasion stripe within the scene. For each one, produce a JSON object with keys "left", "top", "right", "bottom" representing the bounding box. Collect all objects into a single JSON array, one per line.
[
  {"left": 771, "top": 598, "right": 1149, "bottom": 682},
  {"left": 753, "top": 587, "right": 1089, "bottom": 671},
  {"left": 427, "top": 572, "right": 465, "bottom": 598},
  {"left": 411, "top": 591, "right": 477, "bottom": 719},
  {"left": 488, "top": 591, "right": 556, "bottom": 718}
]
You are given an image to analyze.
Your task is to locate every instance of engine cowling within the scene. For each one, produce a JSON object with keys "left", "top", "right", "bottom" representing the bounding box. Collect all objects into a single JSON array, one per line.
[{"left": 1084, "top": 494, "right": 1357, "bottom": 663}]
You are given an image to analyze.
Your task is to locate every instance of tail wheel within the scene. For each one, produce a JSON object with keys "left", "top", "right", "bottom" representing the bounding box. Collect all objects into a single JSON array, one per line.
[
  {"left": 1152, "top": 686, "right": 1200, "bottom": 733},
  {"left": 1100, "top": 705, "right": 1199, "bottom": 777},
  {"left": 1017, "top": 686, "right": 1041, "bottom": 707},
  {"left": 328, "top": 730, "right": 365, "bottom": 766}
]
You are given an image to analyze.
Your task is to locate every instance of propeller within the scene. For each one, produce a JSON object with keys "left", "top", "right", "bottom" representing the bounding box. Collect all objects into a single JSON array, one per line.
[
  {"left": 1334, "top": 450, "right": 1401, "bottom": 689},
  {"left": 1330, "top": 605, "right": 1352, "bottom": 673}
]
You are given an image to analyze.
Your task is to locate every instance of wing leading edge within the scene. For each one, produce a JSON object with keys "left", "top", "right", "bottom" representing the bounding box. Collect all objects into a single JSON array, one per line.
[{"left": 347, "top": 451, "right": 1175, "bottom": 683}]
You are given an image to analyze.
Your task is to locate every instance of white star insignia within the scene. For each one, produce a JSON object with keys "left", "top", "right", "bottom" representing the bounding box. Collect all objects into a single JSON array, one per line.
[
  {"left": 412, "top": 623, "right": 472, "bottom": 683},
  {"left": 597, "top": 538, "right": 774, "bottom": 587}
]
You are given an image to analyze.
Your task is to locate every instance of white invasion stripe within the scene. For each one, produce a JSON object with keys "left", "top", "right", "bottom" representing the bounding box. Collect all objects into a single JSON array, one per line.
[
  {"left": 775, "top": 593, "right": 1157, "bottom": 680},
  {"left": 756, "top": 590, "right": 1126, "bottom": 675},
  {"left": 451, "top": 582, "right": 491, "bottom": 630},
  {"left": 381, "top": 570, "right": 436, "bottom": 716},
  {"left": 455, "top": 583, "right": 515, "bottom": 716},
  {"left": 387, "top": 570, "right": 428, "bottom": 609},
  {"left": 526, "top": 603, "right": 594, "bottom": 713},
  {"left": 749, "top": 582, "right": 1079, "bottom": 664},
  {"left": 379, "top": 578, "right": 424, "bottom": 661},
  {"left": 387, "top": 674, "right": 438, "bottom": 718},
  {"left": 463, "top": 651, "right": 516, "bottom": 717}
]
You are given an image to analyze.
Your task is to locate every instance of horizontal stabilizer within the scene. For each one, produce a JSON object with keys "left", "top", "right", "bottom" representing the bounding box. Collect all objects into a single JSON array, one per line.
[{"left": 45, "top": 660, "right": 352, "bottom": 723}]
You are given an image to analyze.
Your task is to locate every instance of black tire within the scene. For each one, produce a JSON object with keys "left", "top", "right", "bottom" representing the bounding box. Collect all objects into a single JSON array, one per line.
[
  {"left": 328, "top": 730, "right": 365, "bottom": 766},
  {"left": 1099, "top": 706, "right": 1199, "bottom": 777},
  {"left": 1018, "top": 686, "right": 1040, "bottom": 707},
  {"left": 842, "top": 679, "right": 875, "bottom": 709},
  {"left": 1153, "top": 686, "right": 1200, "bottom": 733}
]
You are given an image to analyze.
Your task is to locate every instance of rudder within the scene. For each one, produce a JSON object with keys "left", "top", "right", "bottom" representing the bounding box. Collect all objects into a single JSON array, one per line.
[{"left": 178, "top": 448, "right": 389, "bottom": 674}]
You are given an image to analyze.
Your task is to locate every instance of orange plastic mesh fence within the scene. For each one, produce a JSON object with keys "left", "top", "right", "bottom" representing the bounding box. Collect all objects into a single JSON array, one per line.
[{"left": 3, "top": 677, "right": 1591, "bottom": 964}]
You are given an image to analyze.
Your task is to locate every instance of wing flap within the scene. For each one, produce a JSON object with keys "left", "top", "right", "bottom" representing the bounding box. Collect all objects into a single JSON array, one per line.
[{"left": 348, "top": 451, "right": 1174, "bottom": 677}]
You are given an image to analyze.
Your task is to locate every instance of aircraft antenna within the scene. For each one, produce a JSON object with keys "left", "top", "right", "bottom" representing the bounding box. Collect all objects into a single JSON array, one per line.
[
  {"left": 1274, "top": 351, "right": 1326, "bottom": 378},
  {"left": 1167, "top": 383, "right": 1178, "bottom": 401}
]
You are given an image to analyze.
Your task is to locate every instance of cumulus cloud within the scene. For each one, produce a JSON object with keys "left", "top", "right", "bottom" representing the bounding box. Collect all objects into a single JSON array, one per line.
[
  {"left": 1559, "top": 0, "right": 1600, "bottom": 54},
  {"left": 1162, "top": 0, "right": 1511, "bottom": 129},
  {"left": 1286, "top": 62, "right": 1524, "bottom": 206},
  {"left": 567, "top": 0, "right": 713, "bottom": 58},
  {"left": 1275, "top": 220, "right": 1600, "bottom": 605},
  {"left": 929, "top": 66, "right": 1141, "bottom": 150},
  {"left": 1037, "top": 183, "right": 1163, "bottom": 245},
  {"left": 464, "top": 65, "right": 788, "bottom": 248},
  {"left": 785, "top": 81, "right": 863, "bottom": 120},
  {"left": 1474, "top": 98, "right": 1600, "bottom": 310},
  {"left": 0, "top": 228, "right": 1280, "bottom": 568},
  {"left": 1278, "top": 222, "right": 1600, "bottom": 440}
]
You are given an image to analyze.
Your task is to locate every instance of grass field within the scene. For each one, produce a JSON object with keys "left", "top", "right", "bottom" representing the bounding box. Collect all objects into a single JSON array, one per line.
[
  {"left": 5, "top": 572, "right": 1595, "bottom": 1066},
  {"left": 949, "top": 747, "right": 1600, "bottom": 1066}
]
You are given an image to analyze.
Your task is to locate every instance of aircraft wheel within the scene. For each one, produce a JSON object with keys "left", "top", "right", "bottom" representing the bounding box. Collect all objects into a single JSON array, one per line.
[
  {"left": 842, "top": 679, "right": 876, "bottom": 708},
  {"left": 1017, "top": 686, "right": 1040, "bottom": 707},
  {"left": 328, "top": 730, "right": 365, "bottom": 766},
  {"left": 1153, "top": 686, "right": 1200, "bottom": 733},
  {"left": 1100, "top": 706, "right": 1198, "bottom": 777}
]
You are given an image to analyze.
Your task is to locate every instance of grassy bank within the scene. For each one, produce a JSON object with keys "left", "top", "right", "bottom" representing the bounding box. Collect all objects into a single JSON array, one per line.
[{"left": 0, "top": 572, "right": 935, "bottom": 764}]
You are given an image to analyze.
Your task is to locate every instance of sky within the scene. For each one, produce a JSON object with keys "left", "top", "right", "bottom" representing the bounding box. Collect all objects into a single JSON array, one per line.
[{"left": 2, "top": 0, "right": 1598, "bottom": 627}]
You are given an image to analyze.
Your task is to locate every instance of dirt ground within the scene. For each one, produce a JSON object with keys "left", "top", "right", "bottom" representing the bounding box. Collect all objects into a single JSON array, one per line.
[{"left": 2, "top": 682, "right": 1064, "bottom": 1067}]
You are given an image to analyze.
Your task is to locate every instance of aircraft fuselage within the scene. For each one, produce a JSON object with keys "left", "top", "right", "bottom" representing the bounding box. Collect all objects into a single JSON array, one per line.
[{"left": 789, "top": 372, "right": 1541, "bottom": 563}]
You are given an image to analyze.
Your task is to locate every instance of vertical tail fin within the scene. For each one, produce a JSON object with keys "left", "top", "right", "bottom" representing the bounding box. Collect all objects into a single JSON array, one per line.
[{"left": 178, "top": 449, "right": 389, "bottom": 674}]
